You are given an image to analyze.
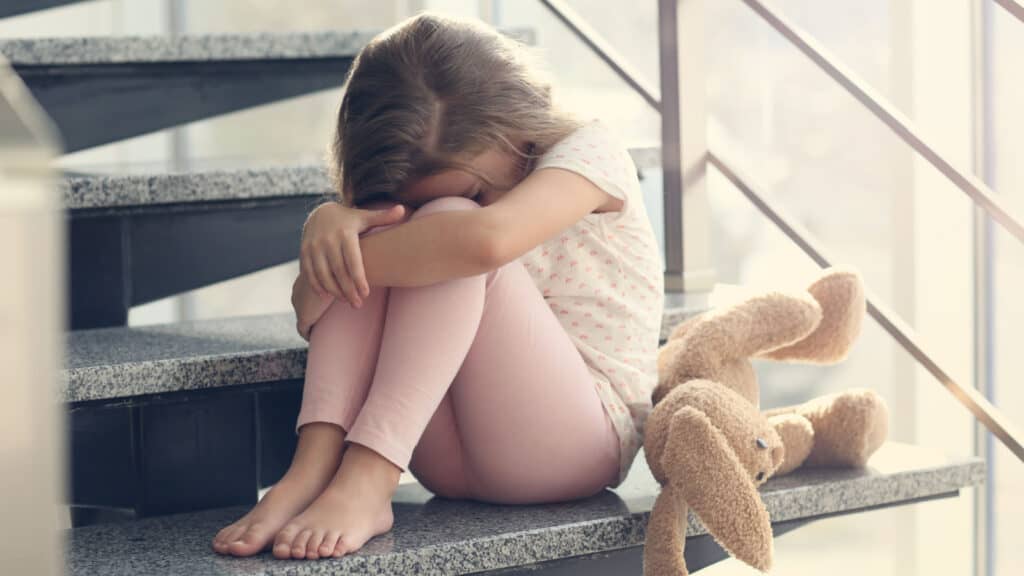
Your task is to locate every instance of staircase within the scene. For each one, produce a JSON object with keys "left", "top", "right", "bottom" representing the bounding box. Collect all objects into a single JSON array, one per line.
[{"left": 0, "top": 4, "right": 989, "bottom": 575}]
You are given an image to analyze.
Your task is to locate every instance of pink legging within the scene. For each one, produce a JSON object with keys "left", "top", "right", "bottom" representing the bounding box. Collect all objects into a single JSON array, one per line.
[{"left": 295, "top": 195, "right": 621, "bottom": 505}]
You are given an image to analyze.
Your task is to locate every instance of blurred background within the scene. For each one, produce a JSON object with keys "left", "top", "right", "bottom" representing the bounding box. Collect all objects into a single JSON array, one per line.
[{"left": 2, "top": 1, "right": 1020, "bottom": 574}]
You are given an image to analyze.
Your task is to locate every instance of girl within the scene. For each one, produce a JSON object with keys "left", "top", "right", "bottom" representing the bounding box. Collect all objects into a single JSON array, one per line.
[{"left": 211, "top": 11, "right": 664, "bottom": 561}]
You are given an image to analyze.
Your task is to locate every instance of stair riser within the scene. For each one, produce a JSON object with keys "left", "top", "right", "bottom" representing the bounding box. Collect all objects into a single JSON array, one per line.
[
  {"left": 69, "top": 196, "right": 317, "bottom": 329},
  {"left": 17, "top": 60, "right": 352, "bottom": 153},
  {"left": 0, "top": 0, "right": 86, "bottom": 18}
]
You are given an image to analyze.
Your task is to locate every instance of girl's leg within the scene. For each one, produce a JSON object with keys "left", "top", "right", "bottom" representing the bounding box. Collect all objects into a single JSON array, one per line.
[
  {"left": 272, "top": 196, "right": 620, "bottom": 560},
  {"left": 212, "top": 203, "right": 408, "bottom": 557},
  {"left": 409, "top": 259, "right": 622, "bottom": 505}
]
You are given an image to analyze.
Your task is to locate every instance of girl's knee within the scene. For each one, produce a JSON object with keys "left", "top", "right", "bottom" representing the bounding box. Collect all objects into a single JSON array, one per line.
[{"left": 409, "top": 196, "right": 482, "bottom": 220}]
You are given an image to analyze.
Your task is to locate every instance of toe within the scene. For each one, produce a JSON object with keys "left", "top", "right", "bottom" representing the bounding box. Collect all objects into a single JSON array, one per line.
[
  {"left": 306, "top": 529, "right": 326, "bottom": 559},
  {"left": 319, "top": 531, "right": 341, "bottom": 558},
  {"left": 226, "top": 522, "right": 271, "bottom": 557},
  {"left": 212, "top": 523, "right": 237, "bottom": 547},
  {"left": 213, "top": 524, "right": 244, "bottom": 552},
  {"left": 332, "top": 535, "right": 350, "bottom": 558},
  {"left": 273, "top": 524, "right": 300, "bottom": 559},
  {"left": 292, "top": 529, "right": 313, "bottom": 559}
]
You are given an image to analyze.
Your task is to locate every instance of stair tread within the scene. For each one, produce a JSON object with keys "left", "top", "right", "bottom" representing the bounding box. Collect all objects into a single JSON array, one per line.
[
  {"left": 65, "top": 441, "right": 983, "bottom": 575},
  {"left": 0, "top": 29, "right": 532, "bottom": 66},
  {"left": 61, "top": 150, "right": 661, "bottom": 212},
  {"left": 63, "top": 304, "right": 704, "bottom": 404}
]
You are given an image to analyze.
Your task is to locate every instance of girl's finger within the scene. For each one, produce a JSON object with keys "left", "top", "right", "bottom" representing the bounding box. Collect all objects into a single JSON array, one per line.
[
  {"left": 312, "top": 248, "right": 344, "bottom": 301},
  {"left": 326, "top": 238, "right": 361, "bottom": 307},
  {"left": 300, "top": 249, "right": 325, "bottom": 298},
  {"left": 341, "top": 233, "right": 370, "bottom": 299}
]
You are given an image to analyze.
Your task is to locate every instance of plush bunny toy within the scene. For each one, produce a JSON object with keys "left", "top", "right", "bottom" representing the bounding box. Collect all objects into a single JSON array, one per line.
[{"left": 641, "top": 268, "right": 889, "bottom": 575}]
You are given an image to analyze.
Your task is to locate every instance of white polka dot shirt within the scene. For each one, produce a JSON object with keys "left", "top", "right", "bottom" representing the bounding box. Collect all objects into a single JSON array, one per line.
[{"left": 519, "top": 118, "right": 665, "bottom": 487}]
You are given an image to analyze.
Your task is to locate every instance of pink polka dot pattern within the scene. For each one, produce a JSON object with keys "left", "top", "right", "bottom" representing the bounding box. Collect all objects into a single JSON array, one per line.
[{"left": 520, "top": 118, "right": 666, "bottom": 488}]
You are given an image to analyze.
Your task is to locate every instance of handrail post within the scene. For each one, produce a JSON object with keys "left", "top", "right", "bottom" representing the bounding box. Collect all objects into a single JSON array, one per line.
[{"left": 659, "top": 0, "right": 715, "bottom": 293}]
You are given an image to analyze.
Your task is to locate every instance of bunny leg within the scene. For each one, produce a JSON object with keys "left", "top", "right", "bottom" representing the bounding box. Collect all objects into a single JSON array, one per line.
[{"left": 792, "top": 388, "right": 889, "bottom": 468}]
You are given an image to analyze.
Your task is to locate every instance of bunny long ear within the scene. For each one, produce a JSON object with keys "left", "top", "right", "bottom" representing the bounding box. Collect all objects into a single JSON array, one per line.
[
  {"left": 643, "top": 483, "right": 690, "bottom": 576},
  {"left": 663, "top": 406, "right": 774, "bottom": 572}
]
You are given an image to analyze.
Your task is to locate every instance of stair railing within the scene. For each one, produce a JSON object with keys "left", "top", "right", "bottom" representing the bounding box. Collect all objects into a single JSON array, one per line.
[
  {"left": 995, "top": 0, "right": 1024, "bottom": 23},
  {"left": 534, "top": 0, "right": 1024, "bottom": 465}
]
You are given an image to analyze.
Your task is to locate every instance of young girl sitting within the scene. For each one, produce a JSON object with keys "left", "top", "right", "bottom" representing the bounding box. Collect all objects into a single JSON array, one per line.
[{"left": 212, "top": 11, "right": 665, "bottom": 561}]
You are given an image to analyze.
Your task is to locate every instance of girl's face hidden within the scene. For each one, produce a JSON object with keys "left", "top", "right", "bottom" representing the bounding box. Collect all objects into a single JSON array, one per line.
[{"left": 400, "top": 141, "right": 531, "bottom": 208}]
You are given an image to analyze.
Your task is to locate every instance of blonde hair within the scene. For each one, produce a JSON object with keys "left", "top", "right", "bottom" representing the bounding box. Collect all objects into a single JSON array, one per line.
[{"left": 329, "top": 11, "right": 583, "bottom": 207}]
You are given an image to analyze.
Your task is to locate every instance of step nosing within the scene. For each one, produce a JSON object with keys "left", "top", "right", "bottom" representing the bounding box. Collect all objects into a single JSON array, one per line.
[
  {"left": 60, "top": 150, "right": 661, "bottom": 210},
  {"left": 62, "top": 307, "right": 699, "bottom": 403},
  {"left": 0, "top": 28, "right": 534, "bottom": 66}
]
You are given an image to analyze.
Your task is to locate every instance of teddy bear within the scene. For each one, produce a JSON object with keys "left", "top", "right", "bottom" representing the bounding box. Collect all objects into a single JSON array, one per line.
[{"left": 641, "top": 267, "right": 890, "bottom": 575}]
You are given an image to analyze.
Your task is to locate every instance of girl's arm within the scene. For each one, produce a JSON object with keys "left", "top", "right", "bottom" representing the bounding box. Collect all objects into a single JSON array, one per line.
[
  {"left": 357, "top": 166, "right": 616, "bottom": 287},
  {"left": 357, "top": 208, "right": 497, "bottom": 287}
]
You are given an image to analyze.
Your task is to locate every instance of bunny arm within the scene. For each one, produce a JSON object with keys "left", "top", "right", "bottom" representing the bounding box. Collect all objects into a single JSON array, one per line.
[{"left": 766, "top": 413, "right": 815, "bottom": 477}]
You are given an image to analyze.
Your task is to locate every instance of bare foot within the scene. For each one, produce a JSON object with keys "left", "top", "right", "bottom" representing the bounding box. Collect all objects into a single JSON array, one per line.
[
  {"left": 272, "top": 441, "right": 402, "bottom": 560},
  {"left": 211, "top": 423, "right": 347, "bottom": 557}
]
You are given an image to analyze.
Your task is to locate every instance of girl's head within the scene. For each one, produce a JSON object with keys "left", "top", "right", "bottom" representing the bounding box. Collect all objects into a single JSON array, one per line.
[{"left": 330, "top": 11, "right": 582, "bottom": 208}]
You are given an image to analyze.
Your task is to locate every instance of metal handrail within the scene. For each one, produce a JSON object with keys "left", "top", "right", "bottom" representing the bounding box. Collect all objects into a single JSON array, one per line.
[
  {"left": 995, "top": 0, "right": 1024, "bottom": 23},
  {"left": 739, "top": 0, "right": 1024, "bottom": 245},
  {"left": 710, "top": 151, "right": 1024, "bottom": 463},
  {"left": 535, "top": 0, "right": 660, "bottom": 112}
]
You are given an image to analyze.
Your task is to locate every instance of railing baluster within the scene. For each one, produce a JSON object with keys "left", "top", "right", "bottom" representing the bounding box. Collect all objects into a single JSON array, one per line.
[{"left": 994, "top": 0, "right": 1024, "bottom": 23}]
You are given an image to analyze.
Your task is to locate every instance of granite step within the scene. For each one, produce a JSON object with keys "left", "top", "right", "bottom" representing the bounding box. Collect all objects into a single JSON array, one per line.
[
  {"left": 65, "top": 442, "right": 984, "bottom": 575},
  {"left": 0, "top": 28, "right": 532, "bottom": 152},
  {"left": 62, "top": 147, "right": 662, "bottom": 215},
  {"left": 63, "top": 297, "right": 701, "bottom": 406}
]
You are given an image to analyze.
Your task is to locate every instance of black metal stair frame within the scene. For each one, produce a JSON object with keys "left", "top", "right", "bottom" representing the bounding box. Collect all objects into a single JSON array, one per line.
[{"left": 0, "top": 0, "right": 86, "bottom": 18}]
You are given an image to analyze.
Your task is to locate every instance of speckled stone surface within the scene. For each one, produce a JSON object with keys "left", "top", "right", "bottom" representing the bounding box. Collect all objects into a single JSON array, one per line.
[
  {"left": 65, "top": 442, "right": 984, "bottom": 575},
  {"left": 0, "top": 29, "right": 534, "bottom": 66},
  {"left": 62, "top": 304, "right": 704, "bottom": 404},
  {"left": 61, "top": 147, "right": 662, "bottom": 211},
  {"left": 61, "top": 163, "right": 333, "bottom": 211}
]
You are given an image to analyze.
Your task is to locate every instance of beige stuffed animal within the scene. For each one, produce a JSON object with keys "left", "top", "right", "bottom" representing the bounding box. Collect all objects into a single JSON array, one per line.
[{"left": 642, "top": 268, "right": 889, "bottom": 575}]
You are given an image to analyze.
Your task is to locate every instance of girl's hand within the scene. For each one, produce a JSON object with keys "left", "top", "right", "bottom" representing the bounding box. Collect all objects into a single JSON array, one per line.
[
  {"left": 291, "top": 270, "right": 332, "bottom": 342},
  {"left": 299, "top": 200, "right": 407, "bottom": 307}
]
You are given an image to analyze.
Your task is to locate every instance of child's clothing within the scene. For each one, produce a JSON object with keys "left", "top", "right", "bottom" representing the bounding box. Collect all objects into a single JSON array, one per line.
[
  {"left": 294, "top": 117, "right": 664, "bottom": 499},
  {"left": 519, "top": 118, "right": 666, "bottom": 486},
  {"left": 296, "top": 196, "right": 621, "bottom": 504}
]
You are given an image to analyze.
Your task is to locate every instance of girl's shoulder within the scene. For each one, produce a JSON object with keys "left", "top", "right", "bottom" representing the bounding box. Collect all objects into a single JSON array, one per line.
[
  {"left": 536, "top": 117, "right": 636, "bottom": 186},
  {"left": 539, "top": 117, "right": 631, "bottom": 166}
]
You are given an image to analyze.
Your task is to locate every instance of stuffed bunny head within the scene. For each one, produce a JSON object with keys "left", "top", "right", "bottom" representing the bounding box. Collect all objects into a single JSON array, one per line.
[
  {"left": 646, "top": 379, "right": 784, "bottom": 486},
  {"left": 643, "top": 379, "right": 785, "bottom": 574}
]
